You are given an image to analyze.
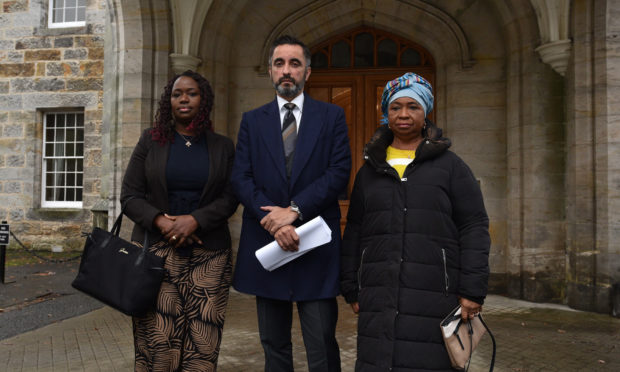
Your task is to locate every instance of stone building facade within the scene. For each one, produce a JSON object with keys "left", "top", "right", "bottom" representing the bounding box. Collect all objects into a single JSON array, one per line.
[
  {"left": 1, "top": 0, "right": 619, "bottom": 315},
  {"left": 0, "top": 0, "right": 106, "bottom": 250}
]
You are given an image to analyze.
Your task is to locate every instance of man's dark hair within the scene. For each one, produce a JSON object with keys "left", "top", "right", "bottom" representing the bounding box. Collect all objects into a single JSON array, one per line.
[{"left": 268, "top": 35, "right": 311, "bottom": 67}]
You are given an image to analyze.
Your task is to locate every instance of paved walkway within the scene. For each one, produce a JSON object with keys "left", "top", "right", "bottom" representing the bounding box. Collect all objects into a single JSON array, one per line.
[{"left": 1, "top": 290, "right": 619, "bottom": 371}]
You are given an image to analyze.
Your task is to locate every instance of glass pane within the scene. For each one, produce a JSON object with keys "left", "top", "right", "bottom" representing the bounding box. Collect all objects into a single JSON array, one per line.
[
  {"left": 46, "top": 129, "right": 55, "bottom": 142},
  {"left": 77, "top": 7, "right": 86, "bottom": 21},
  {"left": 66, "top": 0, "right": 76, "bottom": 7},
  {"left": 46, "top": 159, "right": 54, "bottom": 172},
  {"left": 67, "top": 173, "right": 75, "bottom": 186},
  {"left": 56, "top": 159, "right": 65, "bottom": 172},
  {"left": 77, "top": 173, "right": 83, "bottom": 186},
  {"left": 401, "top": 48, "right": 421, "bottom": 66},
  {"left": 65, "top": 8, "right": 76, "bottom": 22},
  {"left": 76, "top": 113, "right": 84, "bottom": 127},
  {"left": 66, "top": 143, "right": 74, "bottom": 156},
  {"left": 331, "top": 41, "right": 350, "bottom": 68},
  {"left": 78, "top": 0, "right": 86, "bottom": 6},
  {"left": 67, "top": 188, "right": 75, "bottom": 201},
  {"left": 377, "top": 39, "right": 397, "bottom": 66},
  {"left": 54, "top": 187, "right": 64, "bottom": 202},
  {"left": 77, "top": 128, "right": 84, "bottom": 141},
  {"left": 66, "top": 129, "right": 75, "bottom": 141},
  {"left": 54, "top": 9, "right": 63, "bottom": 23},
  {"left": 55, "top": 143, "right": 64, "bottom": 156},
  {"left": 46, "top": 173, "right": 54, "bottom": 186},
  {"left": 45, "top": 143, "right": 54, "bottom": 156},
  {"left": 77, "top": 159, "right": 83, "bottom": 171},
  {"left": 56, "top": 0, "right": 65, "bottom": 8},
  {"left": 47, "top": 114, "right": 55, "bottom": 127},
  {"left": 57, "top": 115, "right": 65, "bottom": 127},
  {"left": 67, "top": 159, "right": 75, "bottom": 171},
  {"left": 66, "top": 114, "right": 75, "bottom": 127},
  {"left": 76, "top": 188, "right": 83, "bottom": 201},
  {"left": 311, "top": 52, "right": 328, "bottom": 69},
  {"left": 354, "top": 33, "right": 373, "bottom": 67},
  {"left": 46, "top": 188, "right": 54, "bottom": 201},
  {"left": 55, "top": 172, "right": 65, "bottom": 187},
  {"left": 76, "top": 143, "right": 83, "bottom": 156},
  {"left": 55, "top": 128, "right": 65, "bottom": 141}
]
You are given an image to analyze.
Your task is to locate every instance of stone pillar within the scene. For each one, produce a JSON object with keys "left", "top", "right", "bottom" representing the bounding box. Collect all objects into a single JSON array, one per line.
[
  {"left": 505, "top": 4, "right": 566, "bottom": 303},
  {"left": 170, "top": 53, "right": 202, "bottom": 74},
  {"left": 531, "top": 0, "right": 572, "bottom": 76},
  {"left": 535, "top": 39, "right": 571, "bottom": 76},
  {"left": 566, "top": 0, "right": 620, "bottom": 315}
]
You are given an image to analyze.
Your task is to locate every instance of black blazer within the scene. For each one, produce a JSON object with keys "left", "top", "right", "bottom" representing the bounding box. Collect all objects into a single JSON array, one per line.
[{"left": 120, "top": 128, "right": 238, "bottom": 250}]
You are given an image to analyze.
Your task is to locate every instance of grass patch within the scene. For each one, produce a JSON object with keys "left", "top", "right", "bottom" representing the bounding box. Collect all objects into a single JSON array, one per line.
[{"left": 2, "top": 249, "right": 82, "bottom": 266}]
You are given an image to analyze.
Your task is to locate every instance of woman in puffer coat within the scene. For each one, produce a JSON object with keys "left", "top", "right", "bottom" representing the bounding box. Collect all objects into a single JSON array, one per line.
[{"left": 340, "top": 72, "right": 491, "bottom": 371}]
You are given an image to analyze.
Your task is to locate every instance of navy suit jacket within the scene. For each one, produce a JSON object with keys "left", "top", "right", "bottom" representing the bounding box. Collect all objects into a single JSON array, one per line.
[{"left": 231, "top": 93, "right": 352, "bottom": 301}]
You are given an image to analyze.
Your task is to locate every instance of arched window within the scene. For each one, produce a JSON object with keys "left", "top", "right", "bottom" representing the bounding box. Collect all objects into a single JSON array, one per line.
[{"left": 311, "top": 27, "right": 434, "bottom": 70}]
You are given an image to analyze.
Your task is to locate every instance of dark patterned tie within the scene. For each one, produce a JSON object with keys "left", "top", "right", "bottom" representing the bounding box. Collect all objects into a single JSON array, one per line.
[{"left": 282, "top": 102, "right": 297, "bottom": 178}]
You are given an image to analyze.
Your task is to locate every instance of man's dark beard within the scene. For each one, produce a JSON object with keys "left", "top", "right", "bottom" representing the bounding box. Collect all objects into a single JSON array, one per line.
[{"left": 274, "top": 74, "right": 305, "bottom": 99}]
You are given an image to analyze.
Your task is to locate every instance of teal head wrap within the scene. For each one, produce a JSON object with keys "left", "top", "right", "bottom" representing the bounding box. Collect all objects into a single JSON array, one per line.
[{"left": 380, "top": 72, "right": 434, "bottom": 124}]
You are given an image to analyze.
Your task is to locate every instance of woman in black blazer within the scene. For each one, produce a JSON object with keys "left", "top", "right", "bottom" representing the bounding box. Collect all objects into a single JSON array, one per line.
[{"left": 120, "top": 70, "right": 238, "bottom": 371}]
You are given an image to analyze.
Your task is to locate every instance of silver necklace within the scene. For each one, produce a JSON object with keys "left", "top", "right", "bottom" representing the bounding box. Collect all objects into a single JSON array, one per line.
[{"left": 178, "top": 132, "right": 194, "bottom": 147}]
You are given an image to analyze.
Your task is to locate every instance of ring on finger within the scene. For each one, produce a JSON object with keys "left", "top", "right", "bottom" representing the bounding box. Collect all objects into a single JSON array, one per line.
[{"left": 171, "top": 235, "right": 177, "bottom": 241}]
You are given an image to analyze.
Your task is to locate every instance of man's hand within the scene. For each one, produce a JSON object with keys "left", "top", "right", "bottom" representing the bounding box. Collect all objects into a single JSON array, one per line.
[
  {"left": 273, "top": 225, "right": 299, "bottom": 252},
  {"left": 459, "top": 297, "right": 482, "bottom": 321},
  {"left": 260, "top": 206, "right": 298, "bottom": 235}
]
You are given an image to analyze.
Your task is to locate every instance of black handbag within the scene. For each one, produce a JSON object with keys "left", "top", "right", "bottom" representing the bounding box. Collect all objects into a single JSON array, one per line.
[{"left": 72, "top": 200, "right": 166, "bottom": 316}]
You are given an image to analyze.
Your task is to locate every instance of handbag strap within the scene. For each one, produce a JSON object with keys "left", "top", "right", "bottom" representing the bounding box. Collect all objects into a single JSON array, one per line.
[
  {"left": 479, "top": 315, "right": 496, "bottom": 372},
  {"left": 110, "top": 196, "right": 137, "bottom": 236},
  {"left": 464, "top": 314, "right": 496, "bottom": 372}
]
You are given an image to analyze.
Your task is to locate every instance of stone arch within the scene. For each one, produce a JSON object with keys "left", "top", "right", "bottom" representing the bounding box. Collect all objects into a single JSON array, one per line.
[
  {"left": 194, "top": 0, "right": 569, "bottom": 307},
  {"left": 254, "top": 0, "right": 475, "bottom": 75},
  {"left": 102, "top": 0, "right": 171, "bottom": 219}
]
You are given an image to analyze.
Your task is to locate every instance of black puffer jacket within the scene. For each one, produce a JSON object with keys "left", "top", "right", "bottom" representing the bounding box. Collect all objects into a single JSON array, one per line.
[{"left": 341, "top": 125, "right": 490, "bottom": 372}]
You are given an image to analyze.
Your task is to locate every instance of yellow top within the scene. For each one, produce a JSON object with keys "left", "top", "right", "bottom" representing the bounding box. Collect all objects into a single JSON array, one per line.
[{"left": 386, "top": 146, "right": 416, "bottom": 178}]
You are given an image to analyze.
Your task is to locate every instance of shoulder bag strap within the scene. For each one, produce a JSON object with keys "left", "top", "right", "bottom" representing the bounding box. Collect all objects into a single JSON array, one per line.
[{"left": 479, "top": 315, "right": 496, "bottom": 372}]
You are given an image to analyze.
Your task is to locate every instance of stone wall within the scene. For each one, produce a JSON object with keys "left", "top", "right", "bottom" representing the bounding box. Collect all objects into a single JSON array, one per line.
[{"left": 0, "top": 0, "right": 106, "bottom": 250}]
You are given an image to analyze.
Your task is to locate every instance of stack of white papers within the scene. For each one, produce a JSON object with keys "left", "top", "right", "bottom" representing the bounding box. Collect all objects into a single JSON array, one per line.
[{"left": 255, "top": 216, "right": 332, "bottom": 271}]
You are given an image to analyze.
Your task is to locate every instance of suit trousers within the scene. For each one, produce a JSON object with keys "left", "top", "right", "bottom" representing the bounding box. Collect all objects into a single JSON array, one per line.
[{"left": 256, "top": 296, "right": 341, "bottom": 372}]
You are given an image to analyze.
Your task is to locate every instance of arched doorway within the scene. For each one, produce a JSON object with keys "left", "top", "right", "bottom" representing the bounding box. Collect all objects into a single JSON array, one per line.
[{"left": 305, "top": 27, "right": 435, "bottom": 228}]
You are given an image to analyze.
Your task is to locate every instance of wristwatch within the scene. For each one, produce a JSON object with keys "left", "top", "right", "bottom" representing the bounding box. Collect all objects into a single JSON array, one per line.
[{"left": 290, "top": 201, "right": 303, "bottom": 221}]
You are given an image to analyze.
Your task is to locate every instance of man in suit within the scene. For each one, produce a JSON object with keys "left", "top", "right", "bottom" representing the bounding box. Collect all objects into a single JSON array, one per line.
[{"left": 231, "top": 35, "right": 351, "bottom": 372}]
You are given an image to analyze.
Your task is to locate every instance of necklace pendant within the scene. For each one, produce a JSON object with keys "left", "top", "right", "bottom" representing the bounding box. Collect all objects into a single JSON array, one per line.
[{"left": 185, "top": 140, "right": 191, "bottom": 147}]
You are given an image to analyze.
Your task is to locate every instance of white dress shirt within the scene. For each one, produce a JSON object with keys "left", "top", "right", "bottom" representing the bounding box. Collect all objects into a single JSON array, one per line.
[{"left": 276, "top": 93, "right": 304, "bottom": 133}]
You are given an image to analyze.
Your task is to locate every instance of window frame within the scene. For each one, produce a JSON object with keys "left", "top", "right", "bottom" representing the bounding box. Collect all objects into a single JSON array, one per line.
[
  {"left": 41, "top": 110, "right": 85, "bottom": 209},
  {"left": 48, "top": 0, "right": 87, "bottom": 29},
  {"left": 310, "top": 26, "right": 434, "bottom": 70}
]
